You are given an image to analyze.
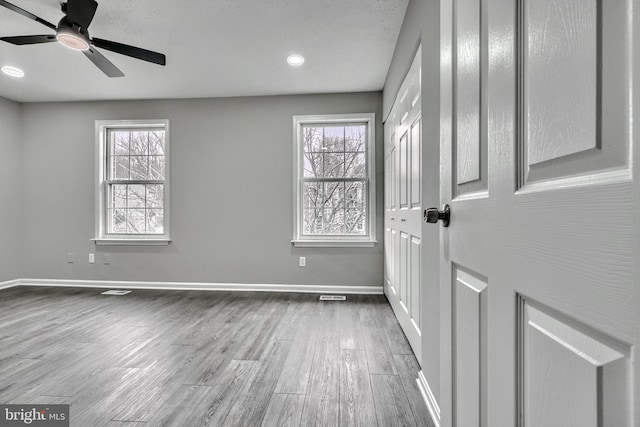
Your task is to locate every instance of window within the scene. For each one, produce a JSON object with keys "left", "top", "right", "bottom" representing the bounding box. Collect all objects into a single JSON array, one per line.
[
  {"left": 94, "top": 120, "right": 170, "bottom": 245},
  {"left": 292, "top": 114, "right": 376, "bottom": 247}
]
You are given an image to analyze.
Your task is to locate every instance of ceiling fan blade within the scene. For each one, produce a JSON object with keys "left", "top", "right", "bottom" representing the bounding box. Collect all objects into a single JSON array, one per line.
[
  {"left": 1, "top": 34, "right": 57, "bottom": 45},
  {"left": 65, "top": 0, "right": 98, "bottom": 29},
  {"left": 83, "top": 47, "right": 124, "bottom": 77},
  {"left": 0, "top": 0, "right": 57, "bottom": 30},
  {"left": 91, "top": 38, "right": 166, "bottom": 66}
]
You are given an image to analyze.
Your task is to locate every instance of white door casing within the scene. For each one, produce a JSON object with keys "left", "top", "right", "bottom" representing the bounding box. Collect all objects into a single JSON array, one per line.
[
  {"left": 385, "top": 46, "right": 423, "bottom": 363},
  {"left": 439, "top": 0, "right": 637, "bottom": 426}
]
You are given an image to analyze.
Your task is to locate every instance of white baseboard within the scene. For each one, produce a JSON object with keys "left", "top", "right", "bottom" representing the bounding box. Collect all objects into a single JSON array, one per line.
[
  {"left": 15, "top": 278, "right": 383, "bottom": 295},
  {"left": 0, "top": 279, "right": 20, "bottom": 290},
  {"left": 417, "top": 370, "right": 440, "bottom": 427}
]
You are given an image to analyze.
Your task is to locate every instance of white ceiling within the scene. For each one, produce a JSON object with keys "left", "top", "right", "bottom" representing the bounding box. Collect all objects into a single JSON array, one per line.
[{"left": 0, "top": 0, "right": 409, "bottom": 103}]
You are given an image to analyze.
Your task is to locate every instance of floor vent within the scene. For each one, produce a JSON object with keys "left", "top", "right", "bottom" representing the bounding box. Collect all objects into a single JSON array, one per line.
[
  {"left": 319, "top": 295, "right": 346, "bottom": 301},
  {"left": 101, "top": 290, "right": 131, "bottom": 296}
]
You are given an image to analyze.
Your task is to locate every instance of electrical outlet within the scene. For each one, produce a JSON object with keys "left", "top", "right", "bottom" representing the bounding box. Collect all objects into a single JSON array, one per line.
[
  {"left": 299, "top": 256, "right": 306, "bottom": 267},
  {"left": 89, "top": 253, "right": 95, "bottom": 264},
  {"left": 66, "top": 253, "right": 75, "bottom": 263}
]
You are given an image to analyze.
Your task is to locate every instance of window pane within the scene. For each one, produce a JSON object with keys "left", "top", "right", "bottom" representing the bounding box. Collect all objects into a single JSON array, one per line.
[
  {"left": 303, "top": 182, "right": 321, "bottom": 209},
  {"left": 146, "top": 184, "right": 164, "bottom": 208},
  {"left": 303, "top": 152, "right": 322, "bottom": 178},
  {"left": 130, "top": 131, "right": 149, "bottom": 155},
  {"left": 112, "top": 131, "right": 130, "bottom": 155},
  {"left": 345, "top": 182, "right": 365, "bottom": 209},
  {"left": 323, "top": 127, "right": 345, "bottom": 152},
  {"left": 111, "top": 184, "right": 127, "bottom": 208},
  {"left": 345, "top": 125, "right": 366, "bottom": 151},
  {"left": 130, "top": 156, "right": 149, "bottom": 180},
  {"left": 345, "top": 209, "right": 366, "bottom": 234},
  {"left": 323, "top": 182, "right": 344, "bottom": 209},
  {"left": 149, "top": 156, "right": 165, "bottom": 180},
  {"left": 303, "top": 127, "right": 323, "bottom": 152},
  {"left": 113, "top": 156, "right": 129, "bottom": 179},
  {"left": 323, "top": 153, "right": 345, "bottom": 178},
  {"left": 146, "top": 209, "right": 164, "bottom": 234},
  {"left": 110, "top": 209, "right": 127, "bottom": 233},
  {"left": 323, "top": 208, "right": 345, "bottom": 234},
  {"left": 303, "top": 208, "right": 323, "bottom": 234},
  {"left": 345, "top": 153, "right": 366, "bottom": 178},
  {"left": 127, "top": 209, "right": 145, "bottom": 233},
  {"left": 149, "top": 131, "right": 165, "bottom": 155},
  {"left": 128, "top": 184, "right": 146, "bottom": 208}
]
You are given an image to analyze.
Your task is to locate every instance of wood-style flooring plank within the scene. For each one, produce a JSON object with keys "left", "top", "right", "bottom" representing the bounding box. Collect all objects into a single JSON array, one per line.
[
  {"left": 260, "top": 393, "right": 306, "bottom": 427},
  {"left": 299, "top": 329, "right": 340, "bottom": 426},
  {"left": 370, "top": 374, "right": 417, "bottom": 427},
  {"left": 223, "top": 340, "right": 293, "bottom": 426},
  {"left": 299, "top": 394, "right": 340, "bottom": 427},
  {"left": 360, "top": 304, "right": 398, "bottom": 375},
  {"left": 393, "top": 354, "right": 437, "bottom": 427},
  {"left": 148, "top": 359, "right": 259, "bottom": 426},
  {"left": 339, "top": 349, "right": 377, "bottom": 427},
  {"left": 274, "top": 315, "right": 316, "bottom": 394},
  {"left": 381, "top": 303, "right": 414, "bottom": 355},
  {"left": 339, "top": 300, "right": 365, "bottom": 350}
]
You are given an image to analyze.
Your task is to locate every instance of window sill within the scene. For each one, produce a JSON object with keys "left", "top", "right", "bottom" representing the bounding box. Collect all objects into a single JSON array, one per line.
[
  {"left": 92, "top": 238, "right": 171, "bottom": 246},
  {"left": 291, "top": 240, "right": 377, "bottom": 248}
]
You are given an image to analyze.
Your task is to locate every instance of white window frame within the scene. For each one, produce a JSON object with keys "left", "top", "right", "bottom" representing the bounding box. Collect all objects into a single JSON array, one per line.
[
  {"left": 292, "top": 113, "right": 377, "bottom": 247},
  {"left": 93, "top": 119, "right": 171, "bottom": 245}
]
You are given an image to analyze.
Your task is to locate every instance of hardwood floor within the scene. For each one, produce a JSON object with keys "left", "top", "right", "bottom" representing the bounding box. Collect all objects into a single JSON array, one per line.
[{"left": 0, "top": 286, "right": 434, "bottom": 427}]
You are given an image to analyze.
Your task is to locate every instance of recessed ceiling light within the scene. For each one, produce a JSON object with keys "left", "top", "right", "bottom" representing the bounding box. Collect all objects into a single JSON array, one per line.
[
  {"left": 287, "top": 54, "right": 305, "bottom": 66},
  {"left": 1, "top": 66, "right": 24, "bottom": 77}
]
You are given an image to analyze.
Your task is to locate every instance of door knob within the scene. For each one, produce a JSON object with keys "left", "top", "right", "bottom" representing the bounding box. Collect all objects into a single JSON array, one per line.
[{"left": 424, "top": 204, "right": 450, "bottom": 227}]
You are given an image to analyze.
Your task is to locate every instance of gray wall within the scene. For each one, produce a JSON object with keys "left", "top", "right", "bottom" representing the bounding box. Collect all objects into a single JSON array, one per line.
[
  {"left": 20, "top": 92, "right": 384, "bottom": 286},
  {"left": 0, "top": 97, "right": 23, "bottom": 282},
  {"left": 383, "top": 0, "right": 441, "bottom": 401}
]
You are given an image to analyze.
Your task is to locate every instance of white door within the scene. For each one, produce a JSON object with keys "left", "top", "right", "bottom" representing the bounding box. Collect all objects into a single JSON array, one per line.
[
  {"left": 438, "top": 0, "right": 638, "bottom": 426},
  {"left": 384, "top": 47, "right": 423, "bottom": 362}
]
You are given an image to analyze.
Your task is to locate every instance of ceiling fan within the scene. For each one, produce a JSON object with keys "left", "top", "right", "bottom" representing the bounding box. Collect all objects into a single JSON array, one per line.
[{"left": 0, "top": 0, "right": 166, "bottom": 77}]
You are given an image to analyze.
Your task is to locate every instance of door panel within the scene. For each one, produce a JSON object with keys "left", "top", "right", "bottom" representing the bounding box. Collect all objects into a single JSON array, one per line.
[
  {"left": 455, "top": 0, "right": 481, "bottom": 187},
  {"left": 439, "top": 0, "right": 637, "bottom": 425},
  {"left": 519, "top": 298, "right": 630, "bottom": 427},
  {"left": 410, "top": 236, "right": 421, "bottom": 328},
  {"left": 525, "top": 0, "right": 598, "bottom": 165},
  {"left": 454, "top": 267, "right": 487, "bottom": 427},
  {"left": 411, "top": 118, "right": 421, "bottom": 206},
  {"left": 390, "top": 228, "right": 398, "bottom": 295},
  {"left": 400, "top": 132, "right": 409, "bottom": 208},
  {"left": 400, "top": 231, "right": 409, "bottom": 309},
  {"left": 454, "top": 0, "right": 488, "bottom": 197},
  {"left": 520, "top": 0, "right": 629, "bottom": 187},
  {"left": 384, "top": 46, "right": 423, "bottom": 363}
]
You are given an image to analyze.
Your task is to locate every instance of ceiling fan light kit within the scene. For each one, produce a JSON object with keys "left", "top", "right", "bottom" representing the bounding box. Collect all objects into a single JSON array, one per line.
[
  {"left": 0, "top": 0, "right": 166, "bottom": 77},
  {"left": 55, "top": 25, "right": 89, "bottom": 51}
]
